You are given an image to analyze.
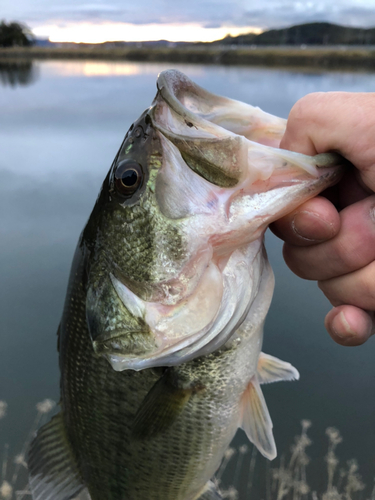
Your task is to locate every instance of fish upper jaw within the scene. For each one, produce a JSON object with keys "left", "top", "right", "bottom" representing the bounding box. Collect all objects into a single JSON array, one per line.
[
  {"left": 154, "top": 69, "right": 287, "bottom": 148},
  {"left": 154, "top": 130, "right": 344, "bottom": 255},
  {"left": 151, "top": 70, "right": 346, "bottom": 248}
]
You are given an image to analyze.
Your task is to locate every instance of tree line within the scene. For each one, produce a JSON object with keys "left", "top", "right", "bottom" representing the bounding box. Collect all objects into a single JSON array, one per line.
[
  {"left": 0, "top": 21, "right": 34, "bottom": 48},
  {"left": 214, "top": 22, "right": 375, "bottom": 46}
]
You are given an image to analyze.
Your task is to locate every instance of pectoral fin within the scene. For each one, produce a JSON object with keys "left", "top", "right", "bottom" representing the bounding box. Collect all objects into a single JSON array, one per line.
[
  {"left": 240, "top": 376, "right": 276, "bottom": 460},
  {"left": 132, "top": 369, "right": 203, "bottom": 439},
  {"left": 72, "top": 490, "right": 92, "bottom": 500},
  {"left": 257, "top": 352, "right": 300, "bottom": 384},
  {"left": 193, "top": 481, "right": 223, "bottom": 500},
  {"left": 28, "top": 412, "right": 84, "bottom": 500}
]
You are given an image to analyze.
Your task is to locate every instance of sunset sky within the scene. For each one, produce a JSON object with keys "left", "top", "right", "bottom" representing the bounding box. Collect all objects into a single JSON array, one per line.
[{"left": 2, "top": 0, "right": 375, "bottom": 43}]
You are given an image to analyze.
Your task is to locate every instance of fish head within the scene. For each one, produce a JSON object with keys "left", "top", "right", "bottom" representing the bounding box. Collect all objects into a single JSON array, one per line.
[{"left": 84, "top": 70, "right": 345, "bottom": 371}]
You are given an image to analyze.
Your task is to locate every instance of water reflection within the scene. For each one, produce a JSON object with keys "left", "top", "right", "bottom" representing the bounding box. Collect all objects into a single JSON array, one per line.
[
  {"left": 41, "top": 60, "right": 205, "bottom": 79},
  {"left": 0, "top": 59, "right": 39, "bottom": 87},
  {"left": 48, "top": 61, "right": 145, "bottom": 77}
]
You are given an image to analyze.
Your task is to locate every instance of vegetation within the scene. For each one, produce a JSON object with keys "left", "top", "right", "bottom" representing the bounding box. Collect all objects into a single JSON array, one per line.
[
  {"left": 0, "top": 400, "right": 55, "bottom": 500},
  {"left": 0, "top": 401, "right": 373, "bottom": 500},
  {"left": 0, "top": 20, "right": 375, "bottom": 71},
  {"left": 0, "top": 22, "right": 34, "bottom": 48},
  {"left": 1, "top": 45, "right": 375, "bottom": 71},
  {"left": 214, "top": 22, "right": 375, "bottom": 46},
  {"left": 215, "top": 421, "right": 371, "bottom": 500}
]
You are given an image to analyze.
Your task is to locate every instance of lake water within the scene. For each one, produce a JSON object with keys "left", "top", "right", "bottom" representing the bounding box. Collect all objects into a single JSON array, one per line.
[{"left": 1, "top": 59, "right": 375, "bottom": 498}]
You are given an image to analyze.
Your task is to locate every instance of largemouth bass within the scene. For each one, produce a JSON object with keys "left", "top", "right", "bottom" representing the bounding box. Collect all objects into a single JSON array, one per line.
[{"left": 28, "top": 70, "right": 344, "bottom": 500}]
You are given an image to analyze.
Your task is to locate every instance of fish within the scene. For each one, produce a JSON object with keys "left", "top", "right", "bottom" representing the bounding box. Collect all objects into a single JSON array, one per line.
[{"left": 27, "top": 70, "right": 345, "bottom": 500}]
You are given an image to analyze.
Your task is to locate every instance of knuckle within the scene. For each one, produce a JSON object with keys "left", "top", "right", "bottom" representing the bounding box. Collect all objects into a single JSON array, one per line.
[
  {"left": 318, "top": 280, "right": 343, "bottom": 307},
  {"left": 288, "top": 93, "right": 323, "bottom": 125},
  {"left": 332, "top": 238, "right": 360, "bottom": 274},
  {"left": 361, "top": 274, "right": 375, "bottom": 306}
]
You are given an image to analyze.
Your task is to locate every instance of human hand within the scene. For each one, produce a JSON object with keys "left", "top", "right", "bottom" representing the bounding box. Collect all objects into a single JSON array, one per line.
[{"left": 270, "top": 92, "right": 375, "bottom": 346}]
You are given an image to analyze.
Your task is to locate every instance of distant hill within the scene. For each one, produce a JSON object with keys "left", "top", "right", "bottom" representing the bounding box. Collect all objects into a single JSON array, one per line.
[
  {"left": 213, "top": 22, "right": 375, "bottom": 46},
  {"left": 33, "top": 22, "right": 375, "bottom": 50},
  {"left": 34, "top": 38, "right": 55, "bottom": 47},
  {"left": 33, "top": 39, "right": 190, "bottom": 49},
  {"left": 101, "top": 40, "right": 187, "bottom": 48}
]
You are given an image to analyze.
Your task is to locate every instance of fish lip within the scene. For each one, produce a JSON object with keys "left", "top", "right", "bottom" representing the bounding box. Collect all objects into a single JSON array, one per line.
[
  {"left": 155, "top": 70, "right": 200, "bottom": 125},
  {"left": 152, "top": 70, "right": 347, "bottom": 188}
]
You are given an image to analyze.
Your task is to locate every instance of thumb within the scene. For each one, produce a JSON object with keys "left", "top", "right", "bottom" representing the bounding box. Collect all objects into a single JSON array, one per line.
[{"left": 280, "top": 91, "right": 375, "bottom": 193}]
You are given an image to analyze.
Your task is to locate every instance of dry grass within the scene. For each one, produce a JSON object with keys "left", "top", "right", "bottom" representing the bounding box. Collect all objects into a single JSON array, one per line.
[
  {"left": 0, "top": 400, "right": 55, "bottom": 500},
  {"left": 215, "top": 421, "right": 372, "bottom": 500},
  {"left": 0, "top": 401, "right": 372, "bottom": 500}
]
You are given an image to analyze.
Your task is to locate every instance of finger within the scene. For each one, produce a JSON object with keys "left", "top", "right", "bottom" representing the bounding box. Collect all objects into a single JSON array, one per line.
[
  {"left": 325, "top": 305, "right": 374, "bottom": 346},
  {"left": 282, "top": 195, "right": 375, "bottom": 280},
  {"left": 280, "top": 92, "right": 375, "bottom": 192},
  {"left": 338, "top": 169, "right": 373, "bottom": 209},
  {"left": 318, "top": 260, "right": 375, "bottom": 311},
  {"left": 270, "top": 196, "right": 339, "bottom": 246}
]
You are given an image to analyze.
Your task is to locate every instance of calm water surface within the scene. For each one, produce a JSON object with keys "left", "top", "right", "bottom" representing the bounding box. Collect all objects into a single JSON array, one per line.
[{"left": 1, "top": 60, "right": 375, "bottom": 497}]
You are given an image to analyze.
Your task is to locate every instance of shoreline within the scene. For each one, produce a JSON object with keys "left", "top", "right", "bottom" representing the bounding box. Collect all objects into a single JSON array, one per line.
[{"left": 1, "top": 46, "right": 375, "bottom": 70}]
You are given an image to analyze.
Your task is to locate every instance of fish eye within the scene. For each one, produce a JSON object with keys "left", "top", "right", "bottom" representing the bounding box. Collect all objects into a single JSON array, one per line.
[{"left": 114, "top": 160, "right": 143, "bottom": 196}]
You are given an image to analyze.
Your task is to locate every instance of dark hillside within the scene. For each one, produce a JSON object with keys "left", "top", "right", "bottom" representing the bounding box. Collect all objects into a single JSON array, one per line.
[{"left": 215, "top": 22, "right": 375, "bottom": 46}]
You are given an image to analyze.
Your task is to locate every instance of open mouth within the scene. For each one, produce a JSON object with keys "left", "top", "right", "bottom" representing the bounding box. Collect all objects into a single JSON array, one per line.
[
  {"left": 151, "top": 69, "right": 344, "bottom": 185},
  {"left": 150, "top": 70, "right": 345, "bottom": 251},
  {"left": 98, "top": 70, "right": 347, "bottom": 372}
]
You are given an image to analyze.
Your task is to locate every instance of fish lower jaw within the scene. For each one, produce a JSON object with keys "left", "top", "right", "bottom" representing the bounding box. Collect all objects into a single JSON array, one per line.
[
  {"left": 101, "top": 244, "right": 265, "bottom": 372},
  {"left": 92, "top": 320, "right": 219, "bottom": 372},
  {"left": 92, "top": 330, "right": 161, "bottom": 357},
  {"left": 97, "top": 325, "right": 214, "bottom": 372}
]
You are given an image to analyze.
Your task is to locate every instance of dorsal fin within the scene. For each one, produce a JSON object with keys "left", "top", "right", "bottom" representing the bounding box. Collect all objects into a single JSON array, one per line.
[
  {"left": 239, "top": 376, "right": 276, "bottom": 460},
  {"left": 28, "top": 412, "right": 85, "bottom": 500},
  {"left": 257, "top": 352, "right": 299, "bottom": 384}
]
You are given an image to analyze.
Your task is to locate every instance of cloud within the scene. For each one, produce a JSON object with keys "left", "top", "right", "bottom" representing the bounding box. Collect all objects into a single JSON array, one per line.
[
  {"left": 235, "top": 2, "right": 375, "bottom": 29},
  {"left": 3, "top": 0, "right": 375, "bottom": 32},
  {"left": 332, "top": 7, "right": 375, "bottom": 27}
]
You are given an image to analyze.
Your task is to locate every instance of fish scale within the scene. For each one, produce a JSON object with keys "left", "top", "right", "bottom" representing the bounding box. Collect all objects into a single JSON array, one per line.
[
  {"left": 98, "top": 195, "right": 186, "bottom": 287},
  {"left": 28, "top": 70, "right": 345, "bottom": 500},
  {"left": 58, "top": 257, "right": 244, "bottom": 500}
]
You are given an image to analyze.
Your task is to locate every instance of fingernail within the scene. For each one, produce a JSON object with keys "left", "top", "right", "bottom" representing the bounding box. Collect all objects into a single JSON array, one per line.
[
  {"left": 332, "top": 311, "right": 356, "bottom": 340},
  {"left": 292, "top": 211, "right": 335, "bottom": 241}
]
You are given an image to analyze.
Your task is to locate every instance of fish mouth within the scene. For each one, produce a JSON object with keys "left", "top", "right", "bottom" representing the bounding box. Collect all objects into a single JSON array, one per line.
[
  {"left": 153, "top": 69, "right": 288, "bottom": 149},
  {"left": 150, "top": 70, "right": 346, "bottom": 231},
  {"left": 99, "top": 71, "right": 347, "bottom": 372}
]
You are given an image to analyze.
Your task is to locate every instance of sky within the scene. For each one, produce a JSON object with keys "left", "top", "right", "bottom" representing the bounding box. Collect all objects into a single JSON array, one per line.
[{"left": 3, "top": 0, "right": 375, "bottom": 43}]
